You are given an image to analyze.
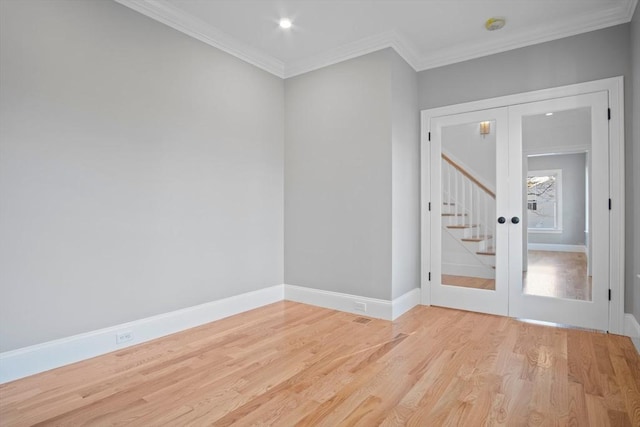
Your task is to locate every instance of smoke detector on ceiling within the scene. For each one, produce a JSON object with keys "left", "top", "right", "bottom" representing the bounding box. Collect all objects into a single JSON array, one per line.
[{"left": 485, "top": 17, "right": 506, "bottom": 31}]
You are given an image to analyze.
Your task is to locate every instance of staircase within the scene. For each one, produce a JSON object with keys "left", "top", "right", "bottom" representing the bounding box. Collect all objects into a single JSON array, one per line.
[{"left": 441, "top": 154, "right": 496, "bottom": 271}]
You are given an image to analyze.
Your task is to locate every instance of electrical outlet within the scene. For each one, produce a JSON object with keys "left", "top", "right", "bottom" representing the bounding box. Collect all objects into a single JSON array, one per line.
[
  {"left": 354, "top": 301, "right": 367, "bottom": 312},
  {"left": 116, "top": 330, "right": 133, "bottom": 344}
]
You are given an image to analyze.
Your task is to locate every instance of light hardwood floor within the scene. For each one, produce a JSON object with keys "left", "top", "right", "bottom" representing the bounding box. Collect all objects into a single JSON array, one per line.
[
  {"left": 524, "top": 250, "right": 592, "bottom": 301},
  {"left": 441, "top": 251, "right": 590, "bottom": 300},
  {"left": 1, "top": 302, "right": 639, "bottom": 426},
  {"left": 442, "top": 274, "right": 495, "bottom": 290}
]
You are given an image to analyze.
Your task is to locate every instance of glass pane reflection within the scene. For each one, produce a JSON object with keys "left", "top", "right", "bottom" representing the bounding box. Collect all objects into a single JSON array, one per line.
[{"left": 440, "top": 120, "right": 496, "bottom": 291}]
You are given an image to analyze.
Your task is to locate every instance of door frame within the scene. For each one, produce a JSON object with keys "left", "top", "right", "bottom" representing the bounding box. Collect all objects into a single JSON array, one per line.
[{"left": 420, "top": 76, "right": 625, "bottom": 334}]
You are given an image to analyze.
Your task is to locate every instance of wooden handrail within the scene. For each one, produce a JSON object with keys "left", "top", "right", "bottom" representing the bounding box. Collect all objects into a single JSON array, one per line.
[{"left": 442, "top": 153, "right": 495, "bottom": 199}]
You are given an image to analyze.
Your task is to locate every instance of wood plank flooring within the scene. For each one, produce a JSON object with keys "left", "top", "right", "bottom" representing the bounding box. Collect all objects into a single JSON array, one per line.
[
  {"left": 442, "top": 274, "right": 495, "bottom": 290},
  {"left": 1, "top": 302, "right": 639, "bottom": 426},
  {"left": 441, "top": 251, "right": 590, "bottom": 299},
  {"left": 524, "top": 250, "right": 592, "bottom": 301}
]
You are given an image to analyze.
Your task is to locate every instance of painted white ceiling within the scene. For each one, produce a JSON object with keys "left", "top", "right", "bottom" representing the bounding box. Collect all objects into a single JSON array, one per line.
[{"left": 116, "top": 0, "right": 638, "bottom": 78}]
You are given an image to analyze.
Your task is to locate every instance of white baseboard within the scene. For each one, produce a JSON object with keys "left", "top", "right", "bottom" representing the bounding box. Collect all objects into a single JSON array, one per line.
[
  {"left": 527, "top": 243, "right": 587, "bottom": 253},
  {"left": 284, "top": 284, "right": 393, "bottom": 319},
  {"left": 391, "top": 288, "right": 421, "bottom": 320},
  {"left": 283, "top": 284, "right": 421, "bottom": 321},
  {"left": 0, "top": 285, "right": 284, "bottom": 384},
  {"left": 0, "top": 282, "right": 425, "bottom": 384},
  {"left": 624, "top": 313, "right": 640, "bottom": 337},
  {"left": 624, "top": 313, "right": 640, "bottom": 354}
]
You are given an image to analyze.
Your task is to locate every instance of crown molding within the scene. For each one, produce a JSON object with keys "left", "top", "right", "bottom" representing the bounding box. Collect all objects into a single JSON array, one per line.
[
  {"left": 114, "top": 0, "right": 636, "bottom": 79},
  {"left": 113, "top": 0, "right": 285, "bottom": 77},
  {"left": 415, "top": 1, "right": 636, "bottom": 71},
  {"left": 283, "top": 30, "right": 421, "bottom": 78}
]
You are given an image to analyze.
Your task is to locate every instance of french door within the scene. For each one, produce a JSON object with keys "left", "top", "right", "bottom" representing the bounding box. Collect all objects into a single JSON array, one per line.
[
  {"left": 508, "top": 92, "right": 609, "bottom": 331},
  {"left": 429, "top": 107, "right": 512, "bottom": 316},
  {"left": 427, "top": 92, "right": 610, "bottom": 331}
]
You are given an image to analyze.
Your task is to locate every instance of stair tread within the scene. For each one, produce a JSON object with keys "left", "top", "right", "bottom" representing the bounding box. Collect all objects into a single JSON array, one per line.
[
  {"left": 461, "top": 235, "right": 493, "bottom": 242},
  {"left": 476, "top": 247, "right": 496, "bottom": 256},
  {"left": 446, "top": 224, "right": 479, "bottom": 229}
]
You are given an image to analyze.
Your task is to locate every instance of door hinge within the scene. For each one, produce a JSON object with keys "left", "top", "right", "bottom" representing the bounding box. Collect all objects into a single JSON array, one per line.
[
  {"left": 609, "top": 198, "right": 612, "bottom": 210},
  {"left": 608, "top": 108, "right": 611, "bottom": 120},
  {"left": 428, "top": 202, "right": 431, "bottom": 211},
  {"left": 428, "top": 272, "right": 431, "bottom": 281},
  {"left": 609, "top": 289, "right": 612, "bottom": 301},
  {"left": 428, "top": 132, "right": 431, "bottom": 141}
]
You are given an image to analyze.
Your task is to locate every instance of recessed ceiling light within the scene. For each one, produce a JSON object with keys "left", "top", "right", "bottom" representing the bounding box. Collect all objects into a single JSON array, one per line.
[
  {"left": 279, "top": 18, "right": 292, "bottom": 29},
  {"left": 546, "top": 112, "right": 554, "bottom": 116},
  {"left": 485, "top": 17, "right": 506, "bottom": 31}
]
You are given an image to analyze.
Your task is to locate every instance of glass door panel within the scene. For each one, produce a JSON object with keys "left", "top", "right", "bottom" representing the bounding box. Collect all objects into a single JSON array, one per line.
[
  {"left": 441, "top": 120, "right": 497, "bottom": 291},
  {"left": 508, "top": 92, "right": 609, "bottom": 331},
  {"left": 430, "top": 108, "right": 509, "bottom": 316}
]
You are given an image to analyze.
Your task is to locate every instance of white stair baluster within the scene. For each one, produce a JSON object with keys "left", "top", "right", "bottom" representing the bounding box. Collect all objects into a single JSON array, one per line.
[
  {"left": 454, "top": 170, "right": 458, "bottom": 224},
  {"left": 484, "top": 195, "right": 488, "bottom": 244},
  {"left": 461, "top": 174, "right": 466, "bottom": 227}
]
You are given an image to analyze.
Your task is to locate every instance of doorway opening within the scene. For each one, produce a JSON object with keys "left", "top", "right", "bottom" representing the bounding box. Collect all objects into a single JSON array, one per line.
[{"left": 524, "top": 152, "right": 591, "bottom": 301}]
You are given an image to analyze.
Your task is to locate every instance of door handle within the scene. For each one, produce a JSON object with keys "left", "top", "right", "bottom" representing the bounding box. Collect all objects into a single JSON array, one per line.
[
  {"left": 497, "top": 217, "right": 506, "bottom": 224},
  {"left": 511, "top": 216, "right": 520, "bottom": 224}
]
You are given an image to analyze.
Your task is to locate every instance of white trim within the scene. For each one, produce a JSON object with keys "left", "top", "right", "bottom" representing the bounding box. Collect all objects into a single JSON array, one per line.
[
  {"left": 625, "top": 313, "right": 640, "bottom": 337},
  {"left": 608, "top": 77, "right": 626, "bottom": 336},
  {"left": 284, "top": 284, "right": 392, "bottom": 320},
  {"left": 525, "top": 145, "right": 589, "bottom": 156},
  {"left": 421, "top": 124, "right": 432, "bottom": 306},
  {"left": 113, "top": 0, "right": 636, "bottom": 78},
  {"left": 113, "top": 0, "right": 285, "bottom": 77},
  {"left": 391, "top": 288, "right": 421, "bottom": 320},
  {"left": 0, "top": 285, "right": 284, "bottom": 384},
  {"left": 283, "top": 284, "right": 420, "bottom": 321},
  {"left": 527, "top": 244, "right": 587, "bottom": 253},
  {"left": 0, "top": 284, "right": 424, "bottom": 384},
  {"left": 423, "top": 78, "right": 623, "bottom": 119},
  {"left": 624, "top": 314, "right": 640, "bottom": 354},
  {"left": 421, "top": 76, "right": 625, "bottom": 334}
]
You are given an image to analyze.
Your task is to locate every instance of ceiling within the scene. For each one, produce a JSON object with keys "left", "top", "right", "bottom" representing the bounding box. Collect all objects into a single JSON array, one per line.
[{"left": 116, "top": 0, "right": 638, "bottom": 78}]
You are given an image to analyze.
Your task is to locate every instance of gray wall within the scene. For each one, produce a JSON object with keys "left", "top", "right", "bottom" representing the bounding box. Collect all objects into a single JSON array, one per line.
[
  {"left": 284, "top": 50, "right": 392, "bottom": 300},
  {"left": 522, "top": 108, "right": 591, "bottom": 154},
  {"left": 442, "top": 122, "right": 497, "bottom": 190},
  {"left": 417, "top": 23, "right": 637, "bottom": 314},
  {"left": 527, "top": 153, "right": 587, "bottom": 246},
  {"left": 0, "top": 0, "right": 284, "bottom": 352},
  {"left": 284, "top": 48, "right": 420, "bottom": 301},
  {"left": 390, "top": 51, "right": 420, "bottom": 299},
  {"left": 631, "top": 7, "right": 640, "bottom": 322}
]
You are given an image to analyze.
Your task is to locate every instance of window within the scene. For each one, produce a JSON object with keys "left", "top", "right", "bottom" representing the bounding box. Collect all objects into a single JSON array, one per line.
[{"left": 527, "top": 169, "right": 562, "bottom": 232}]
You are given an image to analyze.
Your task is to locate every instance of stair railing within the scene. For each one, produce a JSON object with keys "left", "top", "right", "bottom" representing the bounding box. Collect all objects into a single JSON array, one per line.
[{"left": 442, "top": 153, "right": 496, "bottom": 241}]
